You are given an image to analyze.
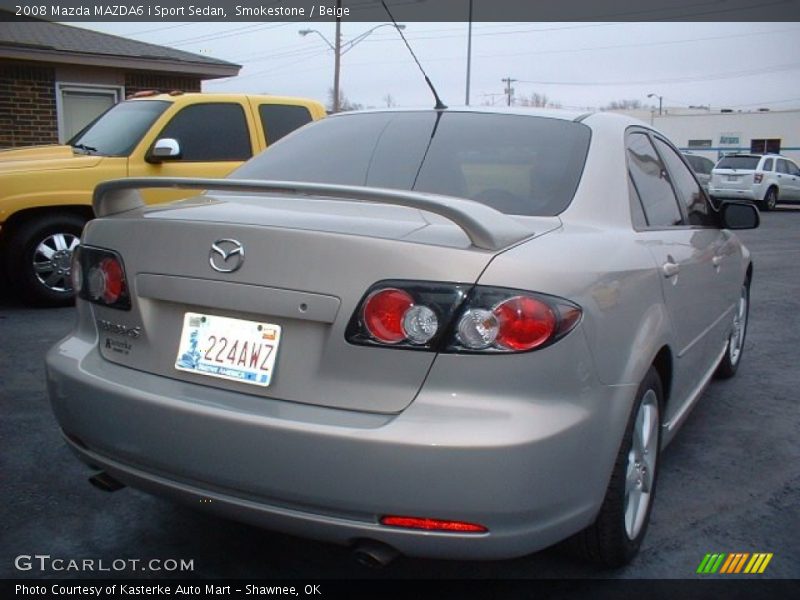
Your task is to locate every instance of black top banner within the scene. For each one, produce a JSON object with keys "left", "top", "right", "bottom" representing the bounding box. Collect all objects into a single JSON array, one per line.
[{"left": 2, "top": 0, "right": 800, "bottom": 22}]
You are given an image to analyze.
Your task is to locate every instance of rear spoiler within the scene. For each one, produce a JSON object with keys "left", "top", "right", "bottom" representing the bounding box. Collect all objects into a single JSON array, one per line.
[{"left": 93, "top": 178, "right": 534, "bottom": 251}]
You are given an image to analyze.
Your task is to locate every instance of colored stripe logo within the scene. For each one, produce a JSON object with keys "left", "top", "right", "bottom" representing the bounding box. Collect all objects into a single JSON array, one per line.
[{"left": 697, "top": 553, "right": 773, "bottom": 574}]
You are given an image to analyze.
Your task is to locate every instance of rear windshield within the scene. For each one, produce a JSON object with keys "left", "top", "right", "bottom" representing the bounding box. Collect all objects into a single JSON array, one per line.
[
  {"left": 231, "top": 111, "right": 591, "bottom": 216},
  {"left": 684, "top": 154, "right": 713, "bottom": 174},
  {"left": 716, "top": 156, "right": 761, "bottom": 170}
]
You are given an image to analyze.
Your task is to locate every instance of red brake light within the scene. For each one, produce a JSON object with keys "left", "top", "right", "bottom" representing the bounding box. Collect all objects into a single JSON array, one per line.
[
  {"left": 493, "top": 296, "right": 556, "bottom": 351},
  {"left": 380, "top": 516, "right": 487, "bottom": 533},
  {"left": 78, "top": 246, "right": 131, "bottom": 310},
  {"left": 754, "top": 173, "right": 763, "bottom": 183},
  {"left": 363, "top": 288, "right": 414, "bottom": 343},
  {"left": 99, "top": 257, "right": 124, "bottom": 304}
]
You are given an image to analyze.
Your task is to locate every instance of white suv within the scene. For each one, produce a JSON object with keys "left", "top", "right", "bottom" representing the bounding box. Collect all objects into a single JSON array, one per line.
[{"left": 709, "top": 153, "right": 800, "bottom": 211}]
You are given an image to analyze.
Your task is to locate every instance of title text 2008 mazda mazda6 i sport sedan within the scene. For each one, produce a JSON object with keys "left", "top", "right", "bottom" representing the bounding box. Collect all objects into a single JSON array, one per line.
[{"left": 46, "top": 108, "right": 758, "bottom": 567}]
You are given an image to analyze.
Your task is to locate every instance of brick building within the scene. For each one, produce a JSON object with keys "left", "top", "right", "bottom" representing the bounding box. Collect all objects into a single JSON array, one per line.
[{"left": 0, "top": 15, "right": 240, "bottom": 148}]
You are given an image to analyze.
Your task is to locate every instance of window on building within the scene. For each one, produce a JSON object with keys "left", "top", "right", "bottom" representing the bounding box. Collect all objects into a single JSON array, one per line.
[
  {"left": 158, "top": 103, "right": 252, "bottom": 161},
  {"left": 258, "top": 104, "right": 313, "bottom": 145},
  {"left": 57, "top": 84, "right": 124, "bottom": 143},
  {"left": 750, "top": 138, "right": 781, "bottom": 154}
]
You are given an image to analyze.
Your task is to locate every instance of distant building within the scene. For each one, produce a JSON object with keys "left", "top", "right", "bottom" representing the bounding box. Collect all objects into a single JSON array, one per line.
[
  {"left": 613, "top": 106, "right": 800, "bottom": 163},
  {"left": 0, "top": 14, "right": 240, "bottom": 148}
]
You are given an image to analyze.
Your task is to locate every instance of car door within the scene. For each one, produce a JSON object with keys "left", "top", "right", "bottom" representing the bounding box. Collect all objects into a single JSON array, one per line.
[
  {"left": 784, "top": 160, "right": 800, "bottom": 200},
  {"left": 627, "top": 131, "right": 731, "bottom": 421},
  {"left": 129, "top": 101, "right": 256, "bottom": 204}
]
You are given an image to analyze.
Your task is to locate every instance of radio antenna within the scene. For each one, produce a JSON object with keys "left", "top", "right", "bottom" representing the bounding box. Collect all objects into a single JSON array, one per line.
[{"left": 381, "top": 0, "right": 447, "bottom": 110}]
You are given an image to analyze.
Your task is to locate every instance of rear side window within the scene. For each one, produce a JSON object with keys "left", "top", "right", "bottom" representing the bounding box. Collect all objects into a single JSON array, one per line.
[
  {"left": 158, "top": 103, "right": 252, "bottom": 161},
  {"left": 259, "top": 104, "right": 313, "bottom": 145},
  {"left": 762, "top": 158, "right": 774, "bottom": 171},
  {"left": 717, "top": 156, "right": 760, "bottom": 170},
  {"left": 233, "top": 111, "right": 591, "bottom": 216},
  {"left": 654, "top": 138, "right": 714, "bottom": 227},
  {"left": 789, "top": 161, "right": 800, "bottom": 176},
  {"left": 626, "top": 133, "right": 683, "bottom": 228}
]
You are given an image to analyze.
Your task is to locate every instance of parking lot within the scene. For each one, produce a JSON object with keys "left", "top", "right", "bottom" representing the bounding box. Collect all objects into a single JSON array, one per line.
[{"left": 1, "top": 209, "right": 798, "bottom": 580}]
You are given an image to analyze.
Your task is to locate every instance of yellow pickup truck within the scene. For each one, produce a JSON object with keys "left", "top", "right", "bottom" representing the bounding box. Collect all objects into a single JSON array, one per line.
[{"left": 0, "top": 92, "right": 326, "bottom": 305}]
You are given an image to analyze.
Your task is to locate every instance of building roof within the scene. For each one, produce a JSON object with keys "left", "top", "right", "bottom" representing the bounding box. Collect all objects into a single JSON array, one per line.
[{"left": 0, "top": 14, "right": 240, "bottom": 79}]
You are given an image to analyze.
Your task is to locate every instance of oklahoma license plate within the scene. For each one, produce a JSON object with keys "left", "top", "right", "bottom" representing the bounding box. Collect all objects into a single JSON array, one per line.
[{"left": 175, "top": 312, "right": 281, "bottom": 387}]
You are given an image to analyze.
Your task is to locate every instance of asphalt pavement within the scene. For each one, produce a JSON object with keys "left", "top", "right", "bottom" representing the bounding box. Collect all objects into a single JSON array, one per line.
[{"left": 1, "top": 210, "right": 798, "bottom": 581}]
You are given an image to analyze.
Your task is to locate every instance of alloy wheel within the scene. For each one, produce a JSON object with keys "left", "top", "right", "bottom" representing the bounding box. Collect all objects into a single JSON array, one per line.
[
  {"left": 624, "top": 389, "right": 659, "bottom": 540},
  {"left": 32, "top": 233, "right": 80, "bottom": 293}
]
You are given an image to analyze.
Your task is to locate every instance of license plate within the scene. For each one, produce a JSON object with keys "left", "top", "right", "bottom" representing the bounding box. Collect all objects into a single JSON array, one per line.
[
  {"left": 175, "top": 312, "right": 281, "bottom": 387},
  {"left": 726, "top": 175, "right": 739, "bottom": 181}
]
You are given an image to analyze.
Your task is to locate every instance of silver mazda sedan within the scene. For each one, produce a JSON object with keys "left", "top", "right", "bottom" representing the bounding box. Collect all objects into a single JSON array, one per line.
[{"left": 46, "top": 108, "right": 758, "bottom": 567}]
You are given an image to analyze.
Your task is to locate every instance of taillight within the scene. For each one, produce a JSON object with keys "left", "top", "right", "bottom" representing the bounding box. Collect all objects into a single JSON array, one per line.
[
  {"left": 754, "top": 173, "right": 763, "bottom": 183},
  {"left": 493, "top": 296, "right": 556, "bottom": 351},
  {"left": 346, "top": 280, "right": 581, "bottom": 354},
  {"left": 75, "top": 245, "right": 131, "bottom": 310},
  {"left": 363, "top": 288, "right": 414, "bottom": 343}
]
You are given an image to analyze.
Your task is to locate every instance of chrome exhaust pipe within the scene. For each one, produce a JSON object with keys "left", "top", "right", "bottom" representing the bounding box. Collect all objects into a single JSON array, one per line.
[
  {"left": 88, "top": 472, "right": 125, "bottom": 492},
  {"left": 352, "top": 540, "right": 399, "bottom": 568}
]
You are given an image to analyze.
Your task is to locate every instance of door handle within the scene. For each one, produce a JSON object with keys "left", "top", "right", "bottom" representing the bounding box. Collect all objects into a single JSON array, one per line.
[{"left": 662, "top": 261, "right": 680, "bottom": 278}]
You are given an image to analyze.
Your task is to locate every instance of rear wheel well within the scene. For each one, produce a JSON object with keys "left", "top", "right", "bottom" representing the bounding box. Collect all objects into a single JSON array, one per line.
[{"left": 652, "top": 346, "right": 672, "bottom": 410}]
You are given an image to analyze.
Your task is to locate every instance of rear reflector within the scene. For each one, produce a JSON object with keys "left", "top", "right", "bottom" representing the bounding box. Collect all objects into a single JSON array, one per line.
[{"left": 380, "top": 516, "right": 488, "bottom": 533}]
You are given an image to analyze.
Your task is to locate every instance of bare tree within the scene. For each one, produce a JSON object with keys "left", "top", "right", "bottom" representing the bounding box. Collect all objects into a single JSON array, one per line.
[
  {"left": 383, "top": 93, "right": 396, "bottom": 108},
  {"left": 603, "top": 99, "right": 643, "bottom": 111},
  {"left": 516, "top": 92, "right": 562, "bottom": 109},
  {"left": 327, "top": 88, "right": 363, "bottom": 112}
]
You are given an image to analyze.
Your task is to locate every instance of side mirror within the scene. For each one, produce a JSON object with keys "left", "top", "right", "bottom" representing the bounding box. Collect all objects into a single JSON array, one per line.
[
  {"left": 147, "top": 138, "right": 181, "bottom": 163},
  {"left": 720, "top": 201, "right": 760, "bottom": 230}
]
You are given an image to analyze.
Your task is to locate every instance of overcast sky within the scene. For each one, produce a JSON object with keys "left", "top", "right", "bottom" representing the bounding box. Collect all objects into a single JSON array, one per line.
[{"left": 79, "top": 21, "right": 800, "bottom": 112}]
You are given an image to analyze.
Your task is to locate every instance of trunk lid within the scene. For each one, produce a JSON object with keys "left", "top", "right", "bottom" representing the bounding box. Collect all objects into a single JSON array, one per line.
[
  {"left": 711, "top": 167, "right": 755, "bottom": 191},
  {"left": 86, "top": 193, "right": 559, "bottom": 413}
]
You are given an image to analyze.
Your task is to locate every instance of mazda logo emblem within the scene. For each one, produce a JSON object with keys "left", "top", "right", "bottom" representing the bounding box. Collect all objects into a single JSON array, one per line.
[{"left": 209, "top": 239, "right": 245, "bottom": 273}]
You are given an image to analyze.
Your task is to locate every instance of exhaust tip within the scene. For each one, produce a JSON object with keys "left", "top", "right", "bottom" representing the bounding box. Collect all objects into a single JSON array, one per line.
[
  {"left": 88, "top": 472, "right": 125, "bottom": 493},
  {"left": 352, "top": 539, "right": 399, "bottom": 569}
]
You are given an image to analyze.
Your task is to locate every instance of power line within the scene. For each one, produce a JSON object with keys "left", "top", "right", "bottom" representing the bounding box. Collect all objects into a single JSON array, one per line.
[
  {"left": 517, "top": 62, "right": 800, "bottom": 87},
  {"left": 170, "top": 23, "right": 290, "bottom": 47}
]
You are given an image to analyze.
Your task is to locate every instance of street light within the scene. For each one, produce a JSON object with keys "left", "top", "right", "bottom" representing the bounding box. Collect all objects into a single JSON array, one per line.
[
  {"left": 647, "top": 93, "right": 663, "bottom": 116},
  {"left": 299, "top": 23, "right": 405, "bottom": 113}
]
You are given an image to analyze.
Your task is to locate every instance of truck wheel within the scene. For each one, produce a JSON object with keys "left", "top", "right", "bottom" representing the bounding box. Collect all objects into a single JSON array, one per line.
[{"left": 5, "top": 213, "right": 86, "bottom": 306}]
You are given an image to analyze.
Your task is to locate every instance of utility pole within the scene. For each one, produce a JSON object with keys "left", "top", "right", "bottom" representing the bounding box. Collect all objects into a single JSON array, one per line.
[
  {"left": 333, "top": 0, "right": 342, "bottom": 113},
  {"left": 502, "top": 77, "right": 517, "bottom": 106},
  {"left": 465, "top": 0, "right": 473, "bottom": 105}
]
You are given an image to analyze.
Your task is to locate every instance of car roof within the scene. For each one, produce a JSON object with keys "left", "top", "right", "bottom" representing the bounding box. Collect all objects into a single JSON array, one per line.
[
  {"left": 328, "top": 105, "right": 592, "bottom": 122},
  {"left": 326, "top": 107, "right": 662, "bottom": 133}
]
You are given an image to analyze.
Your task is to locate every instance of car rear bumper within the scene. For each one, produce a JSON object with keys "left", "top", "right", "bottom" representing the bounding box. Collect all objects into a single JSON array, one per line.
[
  {"left": 46, "top": 329, "right": 635, "bottom": 560},
  {"left": 708, "top": 186, "right": 758, "bottom": 201}
]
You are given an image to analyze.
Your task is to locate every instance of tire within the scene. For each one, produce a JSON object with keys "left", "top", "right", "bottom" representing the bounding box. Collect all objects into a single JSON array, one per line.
[
  {"left": 715, "top": 279, "right": 750, "bottom": 379},
  {"left": 4, "top": 213, "right": 86, "bottom": 306},
  {"left": 761, "top": 187, "right": 778, "bottom": 211},
  {"left": 564, "top": 367, "right": 663, "bottom": 567}
]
